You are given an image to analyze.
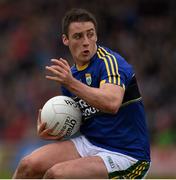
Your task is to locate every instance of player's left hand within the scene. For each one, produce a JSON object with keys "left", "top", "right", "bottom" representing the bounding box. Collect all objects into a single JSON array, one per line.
[{"left": 45, "top": 58, "right": 74, "bottom": 87}]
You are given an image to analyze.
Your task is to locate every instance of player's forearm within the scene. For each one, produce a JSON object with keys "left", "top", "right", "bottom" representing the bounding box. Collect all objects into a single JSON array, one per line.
[{"left": 66, "top": 78, "right": 121, "bottom": 114}]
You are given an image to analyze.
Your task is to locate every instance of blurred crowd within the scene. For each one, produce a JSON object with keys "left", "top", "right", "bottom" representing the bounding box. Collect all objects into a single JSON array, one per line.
[{"left": 0, "top": 0, "right": 176, "bottom": 177}]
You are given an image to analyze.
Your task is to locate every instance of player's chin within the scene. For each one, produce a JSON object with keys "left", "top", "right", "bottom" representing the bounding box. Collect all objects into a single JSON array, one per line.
[{"left": 79, "top": 55, "right": 91, "bottom": 62}]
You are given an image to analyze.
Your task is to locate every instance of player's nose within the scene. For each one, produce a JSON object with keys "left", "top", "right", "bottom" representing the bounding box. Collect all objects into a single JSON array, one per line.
[{"left": 82, "top": 35, "right": 89, "bottom": 46}]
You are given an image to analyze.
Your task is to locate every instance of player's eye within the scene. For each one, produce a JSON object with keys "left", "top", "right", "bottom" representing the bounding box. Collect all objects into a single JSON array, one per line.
[
  {"left": 87, "top": 31, "right": 94, "bottom": 38},
  {"left": 73, "top": 33, "right": 82, "bottom": 40}
]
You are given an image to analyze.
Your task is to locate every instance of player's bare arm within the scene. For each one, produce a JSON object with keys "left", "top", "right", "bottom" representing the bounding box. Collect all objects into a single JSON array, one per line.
[{"left": 46, "top": 58, "right": 125, "bottom": 114}]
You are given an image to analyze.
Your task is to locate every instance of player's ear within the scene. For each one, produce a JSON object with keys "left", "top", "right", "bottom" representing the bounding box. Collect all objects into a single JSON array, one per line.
[{"left": 62, "top": 34, "right": 69, "bottom": 46}]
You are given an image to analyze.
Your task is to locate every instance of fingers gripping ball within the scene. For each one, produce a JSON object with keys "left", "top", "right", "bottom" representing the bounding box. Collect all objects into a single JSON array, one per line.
[{"left": 41, "top": 96, "right": 82, "bottom": 137}]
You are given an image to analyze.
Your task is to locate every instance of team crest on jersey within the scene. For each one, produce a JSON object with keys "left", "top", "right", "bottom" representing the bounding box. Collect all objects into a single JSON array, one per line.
[{"left": 85, "top": 73, "right": 92, "bottom": 85}]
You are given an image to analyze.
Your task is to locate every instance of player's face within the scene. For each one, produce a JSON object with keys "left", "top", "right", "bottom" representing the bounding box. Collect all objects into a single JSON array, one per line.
[{"left": 62, "top": 21, "right": 97, "bottom": 66}]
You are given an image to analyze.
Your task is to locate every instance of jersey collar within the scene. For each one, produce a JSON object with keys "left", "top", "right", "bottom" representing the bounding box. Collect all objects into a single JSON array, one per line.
[{"left": 76, "top": 63, "right": 89, "bottom": 71}]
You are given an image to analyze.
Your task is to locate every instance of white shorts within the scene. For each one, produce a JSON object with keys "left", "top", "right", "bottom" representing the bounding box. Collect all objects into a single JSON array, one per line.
[{"left": 71, "top": 135, "right": 150, "bottom": 179}]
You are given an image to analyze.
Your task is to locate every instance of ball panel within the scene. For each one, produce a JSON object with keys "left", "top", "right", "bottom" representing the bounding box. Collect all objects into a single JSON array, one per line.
[{"left": 53, "top": 105, "right": 82, "bottom": 120}]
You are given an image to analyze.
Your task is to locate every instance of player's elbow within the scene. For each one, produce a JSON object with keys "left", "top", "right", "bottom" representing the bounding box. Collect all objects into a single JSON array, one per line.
[
  {"left": 110, "top": 106, "right": 119, "bottom": 114},
  {"left": 105, "top": 103, "right": 119, "bottom": 114}
]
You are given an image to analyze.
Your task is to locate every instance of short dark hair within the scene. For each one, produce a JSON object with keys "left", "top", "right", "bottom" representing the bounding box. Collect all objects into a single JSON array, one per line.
[{"left": 62, "top": 8, "right": 97, "bottom": 36}]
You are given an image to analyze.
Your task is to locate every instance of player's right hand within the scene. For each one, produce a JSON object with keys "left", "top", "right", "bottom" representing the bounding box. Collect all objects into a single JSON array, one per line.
[{"left": 37, "top": 109, "right": 64, "bottom": 140}]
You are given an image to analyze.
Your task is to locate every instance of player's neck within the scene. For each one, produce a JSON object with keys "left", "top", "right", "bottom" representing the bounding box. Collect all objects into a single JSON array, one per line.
[{"left": 75, "top": 62, "right": 90, "bottom": 71}]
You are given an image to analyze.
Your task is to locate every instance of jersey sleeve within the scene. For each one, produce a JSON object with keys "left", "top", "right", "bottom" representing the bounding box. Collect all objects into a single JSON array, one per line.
[
  {"left": 61, "top": 86, "right": 72, "bottom": 97},
  {"left": 97, "top": 50, "right": 126, "bottom": 89}
]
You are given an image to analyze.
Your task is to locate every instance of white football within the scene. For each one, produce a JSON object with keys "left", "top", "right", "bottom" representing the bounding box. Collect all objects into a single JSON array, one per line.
[{"left": 41, "top": 96, "right": 82, "bottom": 137}]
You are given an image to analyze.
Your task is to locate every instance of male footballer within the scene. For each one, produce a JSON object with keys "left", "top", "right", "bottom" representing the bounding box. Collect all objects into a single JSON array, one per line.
[{"left": 13, "top": 8, "right": 150, "bottom": 179}]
